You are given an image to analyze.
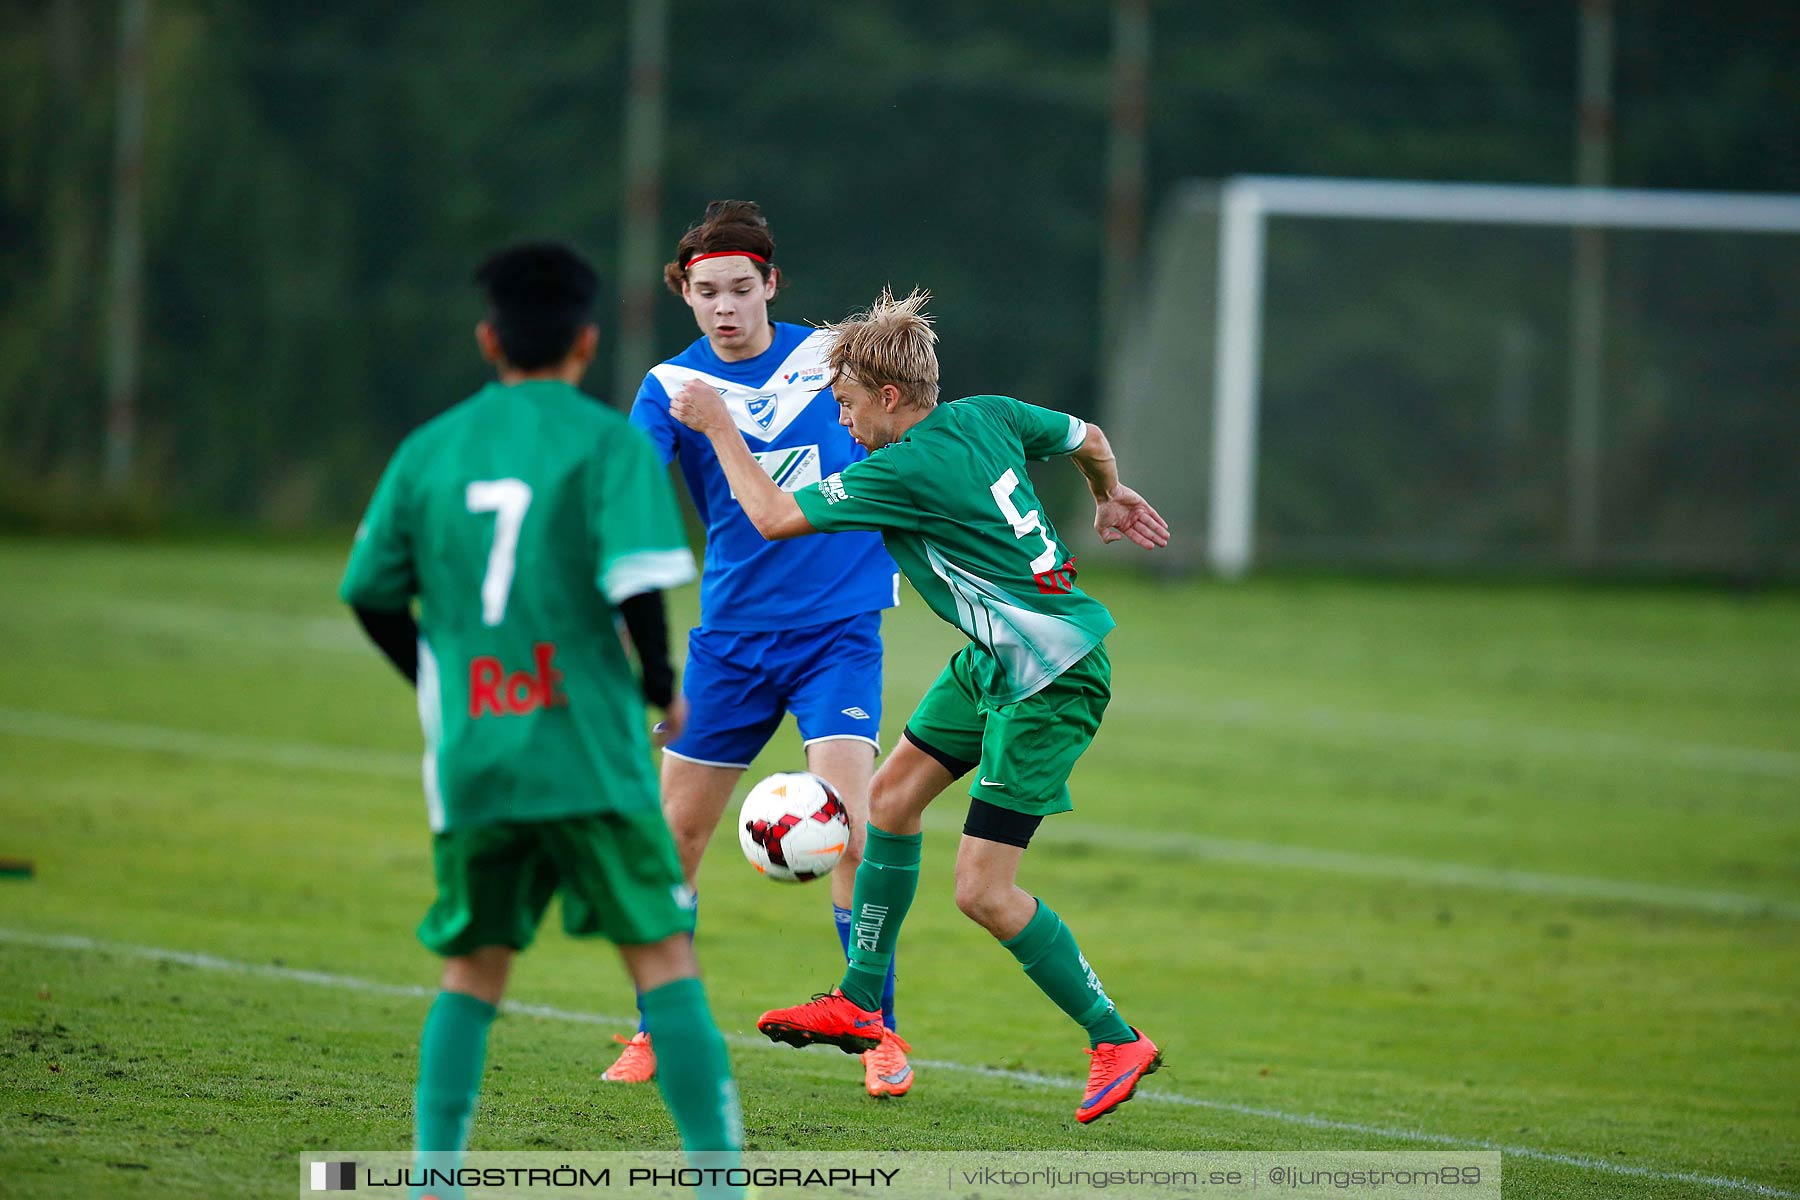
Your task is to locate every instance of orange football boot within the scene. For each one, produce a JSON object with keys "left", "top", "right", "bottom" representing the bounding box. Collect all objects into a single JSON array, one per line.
[
  {"left": 862, "top": 1028, "right": 914, "bottom": 1097},
  {"left": 1077, "top": 1028, "right": 1162, "bottom": 1123},
  {"left": 600, "top": 1031, "right": 656, "bottom": 1083}
]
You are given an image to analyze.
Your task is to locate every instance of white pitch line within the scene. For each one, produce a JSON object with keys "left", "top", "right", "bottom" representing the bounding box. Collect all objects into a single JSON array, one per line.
[
  {"left": 928, "top": 1059, "right": 1800, "bottom": 1200},
  {"left": 1000, "top": 820, "right": 1800, "bottom": 921},
  {"left": 0, "top": 708, "right": 418, "bottom": 780},
  {"left": 1168, "top": 697, "right": 1800, "bottom": 782},
  {"left": 4, "top": 707, "right": 1796, "bottom": 921},
  {"left": 76, "top": 590, "right": 1800, "bottom": 783},
  {"left": 2, "top": 928, "right": 1792, "bottom": 1200},
  {"left": 91, "top": 599, "right": 367, "bottom": 657}
]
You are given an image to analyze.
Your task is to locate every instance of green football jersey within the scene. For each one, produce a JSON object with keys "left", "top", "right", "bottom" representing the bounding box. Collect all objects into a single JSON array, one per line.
[
  {"left": 794, "top": 395, "right": 1113, "bottom": 704},
  {"left": 341, "top": 379, "right": 696, "bottom": 833}
]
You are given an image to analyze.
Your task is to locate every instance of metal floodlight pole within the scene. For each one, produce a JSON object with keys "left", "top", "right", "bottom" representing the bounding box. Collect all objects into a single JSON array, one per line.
[
  {"left": 104, "top": 0, "right": 150, "bottom": 493},
  {"left": 614, "top": 0, "right": 669, "bottom": 408},
  {"left": 1099, "top": 0, "right": 1150, "bottom": 380},
  {"left": 1567, "top": 0, "right": 1616, "bottom": 566}
]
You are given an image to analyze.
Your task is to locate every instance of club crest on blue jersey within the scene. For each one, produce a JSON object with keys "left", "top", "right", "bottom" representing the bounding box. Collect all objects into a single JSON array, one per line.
[{"left": 747, "top": 391, "right": 779, "bottom": 432}]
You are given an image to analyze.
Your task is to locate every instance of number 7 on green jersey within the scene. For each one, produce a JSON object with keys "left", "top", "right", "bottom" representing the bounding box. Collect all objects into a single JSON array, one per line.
[{"left": 465, "top": 479, "right": 532, "bottom": 626}]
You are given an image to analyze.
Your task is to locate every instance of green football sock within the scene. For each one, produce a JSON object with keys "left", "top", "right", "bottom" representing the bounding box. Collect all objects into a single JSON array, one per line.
[
  {"left": 640, "top": 977, "right": 743, "bottom": 1163},
  {"left": 1002, "top": 899, "right": 1136, "bottom": 1048},
  {"left": 414, "top": 989, "right": 497, "bottom": 1172},
  {"left": 838, "top": 824, "right": 922, "bottom": 1012}
]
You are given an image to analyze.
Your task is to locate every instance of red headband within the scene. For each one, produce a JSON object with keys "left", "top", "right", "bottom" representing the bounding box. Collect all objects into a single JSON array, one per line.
[{"left": 684, "top": 250, "right": 768, "bottom": 269}]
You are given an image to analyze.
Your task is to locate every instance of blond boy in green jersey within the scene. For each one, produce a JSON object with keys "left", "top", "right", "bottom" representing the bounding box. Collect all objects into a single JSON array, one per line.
[{"left": 668, "top": 287, "right": 1170, "bottom": 1124}]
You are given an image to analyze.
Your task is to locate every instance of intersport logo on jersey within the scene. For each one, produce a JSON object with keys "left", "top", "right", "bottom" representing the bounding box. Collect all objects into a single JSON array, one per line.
[{"left": 468, "top": 643, "right": 567, "bottom": 718}]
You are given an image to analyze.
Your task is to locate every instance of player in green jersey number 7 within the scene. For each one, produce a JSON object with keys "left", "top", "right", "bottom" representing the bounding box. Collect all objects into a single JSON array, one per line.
[
  {"left": 342, "top": 243, "right": 742, "bottom": 1197},
  {"left": 669, "top": 287, "right": 1170, "bottom": 1123}
]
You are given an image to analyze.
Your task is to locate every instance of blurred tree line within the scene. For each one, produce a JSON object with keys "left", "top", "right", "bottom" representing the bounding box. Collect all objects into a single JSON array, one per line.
[{"left": 1, "top": 0, "right": 1795, "bottom": 528}]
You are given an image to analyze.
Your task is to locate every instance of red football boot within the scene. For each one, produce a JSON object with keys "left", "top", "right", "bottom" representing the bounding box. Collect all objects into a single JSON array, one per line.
[{"left": 757, "top": 989, "right": 885, "bottom": 1054}]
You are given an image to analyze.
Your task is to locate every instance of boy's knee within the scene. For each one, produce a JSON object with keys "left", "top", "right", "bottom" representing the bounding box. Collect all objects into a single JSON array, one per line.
[
  {"left": 621, "top": 932, "right": 699, "bottom": 995},
  {"left": 952, "top": 876, "right": 985, "bottom": 922},
  {"left": 440, "top": 945, "right": 512, "bottom": 1004},
  {"left": 661, "top": 801, "right": 715, "bottom": 876},
  {"left": 867, "top": 783, "right": 907, "bottom": 831},
  {"left": 953, "top": 855, "right": 1036, "bottom": 939},
  {"left": 662, "top": 796, "right": 708, "bottom": 842},
  {"left": 952, "top": 873, "right": 1005, "bottom": 932}
]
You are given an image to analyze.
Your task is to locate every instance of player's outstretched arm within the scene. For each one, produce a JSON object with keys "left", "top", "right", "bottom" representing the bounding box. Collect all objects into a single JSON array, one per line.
[
  {"left": 1071, "top": 423, "right": 1170, "bottom": 551},
  {"left": 668, "top": 379, "right": 817, "bottom": 541}
]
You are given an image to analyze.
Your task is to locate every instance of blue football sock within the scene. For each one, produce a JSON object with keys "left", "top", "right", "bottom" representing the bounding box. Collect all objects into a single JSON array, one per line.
[
  {"left": 881, "top": 949, "right": 898, "bottom": 1032},
  {"left": 832, "top": 904, "right": 853, "bottom": 956}
]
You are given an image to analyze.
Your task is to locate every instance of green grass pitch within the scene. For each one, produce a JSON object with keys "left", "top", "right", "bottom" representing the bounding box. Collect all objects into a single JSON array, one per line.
[{"left": 1, "top": 538, "right": 1796, "bottom": 1197}]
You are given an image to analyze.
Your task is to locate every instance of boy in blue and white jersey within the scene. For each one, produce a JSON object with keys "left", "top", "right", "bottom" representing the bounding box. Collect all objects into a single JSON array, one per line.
[
  {"left": 634, "top": 322, "right": 896, "bottom": 634},
  {"left": 605, "top": 200, "right": 912, "bottom": 1098}
]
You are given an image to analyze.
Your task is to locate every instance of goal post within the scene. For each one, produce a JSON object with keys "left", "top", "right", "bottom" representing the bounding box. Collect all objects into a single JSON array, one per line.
[{"left": 1108, "top": 177, "right": 1800, "bottom": 578}]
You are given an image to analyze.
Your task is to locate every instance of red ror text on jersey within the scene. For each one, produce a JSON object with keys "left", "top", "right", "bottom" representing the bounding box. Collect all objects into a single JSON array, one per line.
[{"left": 469, "top": 643, "right": 567, "bottom": 717}]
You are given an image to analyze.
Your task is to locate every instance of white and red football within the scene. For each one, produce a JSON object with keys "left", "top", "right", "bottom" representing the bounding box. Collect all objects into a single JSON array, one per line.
[{"left": 738, "top": 772, "right": 850, "bottom": 883}]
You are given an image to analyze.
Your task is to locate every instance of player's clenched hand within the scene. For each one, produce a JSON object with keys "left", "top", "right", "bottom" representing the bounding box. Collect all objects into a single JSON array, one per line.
[
  {"left": 652, "top": 695, "right": 688, "bottom": 748},
  {"left": 669, "top": 379, "right": 733, "bottom": 437},
  {"left": 1095, "top": 485, "right": 1170, "bottom": 551}
]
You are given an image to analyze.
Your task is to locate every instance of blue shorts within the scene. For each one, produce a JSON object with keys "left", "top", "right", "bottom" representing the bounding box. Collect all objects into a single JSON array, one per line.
[{"left": 665, "top": 611, "right": 884, "bottom": 770}]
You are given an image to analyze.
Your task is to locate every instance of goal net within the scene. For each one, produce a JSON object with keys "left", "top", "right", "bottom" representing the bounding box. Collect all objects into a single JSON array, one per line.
[{"left": 1107, "top": 177, "right": 1800, "bottom": 577}]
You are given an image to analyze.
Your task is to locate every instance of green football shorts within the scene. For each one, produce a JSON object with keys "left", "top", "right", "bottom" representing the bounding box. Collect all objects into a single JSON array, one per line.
[
  {"left": 417, "top": 809, "right": 696, "bottom": 958},
  {"left": 904, "top": 641, "right": 1112, "bottom": 817}
]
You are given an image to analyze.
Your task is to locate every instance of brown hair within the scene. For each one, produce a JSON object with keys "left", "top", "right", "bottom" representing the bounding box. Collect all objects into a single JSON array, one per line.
[
  {"left": 823, "top": 287, "right": 939, "bottom": 409},
  {"left": 663, "top": 200, "right": 778, "bottom": 295}
]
